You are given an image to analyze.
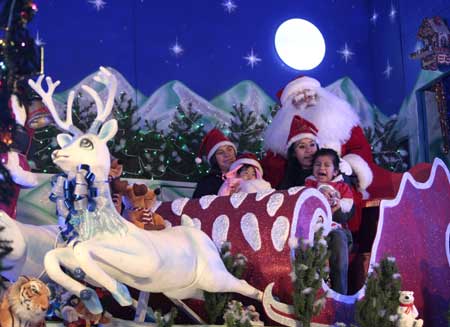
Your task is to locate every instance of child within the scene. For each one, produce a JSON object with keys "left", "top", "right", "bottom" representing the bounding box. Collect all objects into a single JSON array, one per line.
[
  {"left": 218, "top": 153, "right": 272, "bottom": 196},
  {"left": 305, "top": 148, "right": 354, "bottom": 295},
  {"left": 305, "top": 148, "right": 353, "bottom": 215}
]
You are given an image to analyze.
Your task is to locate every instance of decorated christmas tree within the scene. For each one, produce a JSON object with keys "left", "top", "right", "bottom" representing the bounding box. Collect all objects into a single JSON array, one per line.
[
  {"left": 228, "top": 103, "right": 266, "bottom": 157},
  {"left": 0, "top": 0, "right": 43, "bottom": 213},
  {"left": 365, "top": 115, "right": 409, "bottom": 172},
  {"left": 291, "top": 228, "right": 329, "bottom": 327},
  {"left": 164, "top": 103, "right": 207, "bottom": 181},
  {"left": 355, "top": 256, "right": 402, "bottom": 327}
]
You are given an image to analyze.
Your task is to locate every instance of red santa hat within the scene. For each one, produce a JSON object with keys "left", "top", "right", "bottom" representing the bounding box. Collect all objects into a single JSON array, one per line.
[
  {"left": 229, "top": 152, "right": 263, "bottom": 177},
  {"left": 277, "top": 76, "right": 321, "bottom": 106},
  {"left": 195, "top": 128, "right": 236, "bottom": 164},
  {"left": 286, "top": 116, "right": 318, "bottom": 151}
]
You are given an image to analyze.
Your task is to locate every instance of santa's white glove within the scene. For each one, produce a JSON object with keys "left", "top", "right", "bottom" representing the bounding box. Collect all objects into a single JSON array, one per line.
[
  {"left": 10, "top": 94, "right": 27, "bottom": 127},
  {"left": 339, "top": 158, "right": 353, "bottom": 176},
  {"left": 4, "top": 151, "right": 38, "bottom": 188}
]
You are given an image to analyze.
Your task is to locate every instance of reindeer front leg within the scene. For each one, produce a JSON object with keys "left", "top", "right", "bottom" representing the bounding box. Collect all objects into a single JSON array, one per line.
[
  {"left": 44, "top": 248, "right": 104, "bottom": 314},
  {"left": 72, "top": 242, "right": 135, "bottom": 307}
]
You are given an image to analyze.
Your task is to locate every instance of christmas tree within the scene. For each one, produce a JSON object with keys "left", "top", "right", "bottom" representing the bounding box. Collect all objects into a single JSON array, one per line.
[
  {"left": 204, "top": 242, "right": 248, "bottom": 324},
  {"left": 164, "top": 103, "right": 207, "bottom": 181},
  {"left": 355, "top": 256, "right": 402, "bottom": 327},
  {"left": 291, "top": 228, "right": 329, "bottom": 327},
  {"left": 228, "top": 103, "right": 266, "bottom": 157},
  {"left": 0, "top": 0, "right": 41, "bottom": 209},
  {"left": 365, "top": 115, "right": 409, "bottom": 172}
]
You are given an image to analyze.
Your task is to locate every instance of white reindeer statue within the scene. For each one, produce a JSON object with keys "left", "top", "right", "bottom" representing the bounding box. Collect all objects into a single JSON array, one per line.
[{"left": 28, "top": 67, "right": 262, "bottom": 315}]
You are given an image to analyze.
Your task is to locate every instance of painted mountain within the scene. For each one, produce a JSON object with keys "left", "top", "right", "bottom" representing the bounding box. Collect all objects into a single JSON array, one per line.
[
  {"left": 53, "top": 67, "right": 389, "bottom": 134},
  {"left": 135, "top": 80, "right": 232, "bottom": 130},
  {"left": 326, "top": 76, "right": 389, "bottom": 130},
  {"left": 210, "top": 80, "right": 276, "bottom": 120},
  {"left": 53, "top": 67, "right": 147, "bottom": 117}
]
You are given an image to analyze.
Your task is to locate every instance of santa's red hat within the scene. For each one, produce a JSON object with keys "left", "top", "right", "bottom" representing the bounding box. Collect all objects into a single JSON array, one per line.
[
  {"left": 195, "top": 128, "right": 236, "bottom": 164},
  {"left": 286, "top": 116, "right": 318, "bottom": 150},
  {"left": 277, "top": 76, "right": 321, "bottom": 106},
  {"left": 229, "top": 152, "right": 263, "bottom": 177}
]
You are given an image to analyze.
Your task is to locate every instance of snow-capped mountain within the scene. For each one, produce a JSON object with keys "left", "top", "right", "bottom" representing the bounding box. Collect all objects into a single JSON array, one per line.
[
  {"left": 211, "top": 80, "right": 276, "bottom": 119},
  {"left": 53, "top": 67, "right": 147, "bottom": 126},
  {"left": 135, "top": 80, "right": 232, "bottom": 131},
  {"left": 326, "top": 76, "right": 389, "bottom": 130},
  {"left": 52, "top": 68, "right": 394, "bottom": 136}
]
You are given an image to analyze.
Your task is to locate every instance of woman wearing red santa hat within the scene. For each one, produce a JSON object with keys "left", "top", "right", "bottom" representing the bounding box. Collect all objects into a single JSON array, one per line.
[
  {"left": 279, "top": 116, "right": 354, "bottom": 295},
  {"left": 192, "top": 128, "right": 237, "bottom": 198}
]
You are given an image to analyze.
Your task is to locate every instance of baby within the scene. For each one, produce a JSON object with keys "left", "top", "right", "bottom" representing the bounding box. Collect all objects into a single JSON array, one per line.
[
  {"left": 218, "top": 153, "right": 272, "bottom": 196},
  {"left": 305, "top": 148, "right": 353, "bottom": 214}
]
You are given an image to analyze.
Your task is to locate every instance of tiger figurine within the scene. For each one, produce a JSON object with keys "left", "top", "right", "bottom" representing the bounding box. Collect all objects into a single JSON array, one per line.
[{"left": 0, "top": 276, "right": 50, "bottom": 327}]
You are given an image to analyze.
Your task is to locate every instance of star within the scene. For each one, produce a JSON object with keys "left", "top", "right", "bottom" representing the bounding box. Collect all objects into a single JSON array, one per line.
[
  {"left": 35, "top": 31, "right": 45, "bottom": 46},
  {"left": 170, "top": 38, "right": 184, "bottom": 57},
  {"left": 243, "top": 49, "right": 261, "bottom": 68},
  {"left": 370, "top": 10, "right": 379, "bottom": 25},
  {"left": 88, "top": 0, "right": 106, "bottom": 11},
  {"left": 383, "top": 60, "right": 393, "bottom": 79},
  {"left": 337, "top": 43, "right": 354, "bottom": 63},
  {"left": 222, "top": 0, "right": 237, "bottom": 14},
  {"left": 389, "top": 3, "right": 397, "bottom": 21}
]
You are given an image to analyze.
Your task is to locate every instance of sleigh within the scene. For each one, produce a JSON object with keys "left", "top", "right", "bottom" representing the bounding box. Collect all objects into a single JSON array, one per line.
[{"left": 153, "top": 158, "right": 450, "bottom": 326}]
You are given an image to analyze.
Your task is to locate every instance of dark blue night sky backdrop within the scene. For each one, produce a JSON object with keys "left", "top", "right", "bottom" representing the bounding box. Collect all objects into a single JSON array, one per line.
[{"left": 27, "top": 0, "right": 450, "bottom": 116}]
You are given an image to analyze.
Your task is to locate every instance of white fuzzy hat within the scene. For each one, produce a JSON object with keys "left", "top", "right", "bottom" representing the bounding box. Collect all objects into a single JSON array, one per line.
[{"left": 279, "top": 76, "right": 321, "bottom": 106}]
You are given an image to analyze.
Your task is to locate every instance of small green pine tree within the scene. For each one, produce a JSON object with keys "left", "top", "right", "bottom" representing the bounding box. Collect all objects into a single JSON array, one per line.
[
  {"left": 223, "top": 300, "right": 253, "bottom": 327},
  {"left": 204, "top": 242, "right": 248, "bottom": 324},
  {"left": 355, "top": 256, "right": 402, "bottom": 327},
  {"left": 292, "top": 228, "right": 329, "bottom": 327},
  {"left": 154, "top": 307, "right": 177, "bottom": 327},
  {"left": 364, "top": 116, "right": 409, "bottom": 172},
  {"left": 165, "top": 103, "right": 207, "bottom": 181},
  {"left": 229, "top": 103, "right": 266, "bottom": 157}
]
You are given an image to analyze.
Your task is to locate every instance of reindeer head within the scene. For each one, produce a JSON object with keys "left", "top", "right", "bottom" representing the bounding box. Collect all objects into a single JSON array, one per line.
[{"left": 28, "top": 67, "right": 118, "bottom": 181}]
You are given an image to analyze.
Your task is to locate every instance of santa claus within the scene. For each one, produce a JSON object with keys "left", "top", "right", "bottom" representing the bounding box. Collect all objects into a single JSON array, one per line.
[
  {"left": 262, "top": 76, "right": 373, "bottom": 194},
  {"left": 261, "top": 76, "right": 425, "bottom": 201}
]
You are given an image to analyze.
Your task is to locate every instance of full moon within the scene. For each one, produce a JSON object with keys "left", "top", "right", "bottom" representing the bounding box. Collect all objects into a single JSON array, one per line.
[{"left": 274, "top": 18, "right": 326, "bottom": 70}]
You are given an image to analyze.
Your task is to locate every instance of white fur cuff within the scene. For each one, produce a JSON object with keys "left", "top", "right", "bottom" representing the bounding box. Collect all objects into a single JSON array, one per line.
[{"left": 342, "top": 153, "right": 373, "bottom": 190}]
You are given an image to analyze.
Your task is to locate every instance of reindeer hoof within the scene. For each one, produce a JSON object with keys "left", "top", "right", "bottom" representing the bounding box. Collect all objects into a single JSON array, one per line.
[
  {"left": 80, "top": 288, "right": 103, "bottom": 315},
  {"left": 73, "top": 267, "right": 86, "bottom": 280},
  {"left": 113, "top": 281, "right": 132, "bottom": 306}
]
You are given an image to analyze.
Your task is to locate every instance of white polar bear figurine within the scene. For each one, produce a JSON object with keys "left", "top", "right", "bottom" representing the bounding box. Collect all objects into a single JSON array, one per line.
[{"left": 397, "top": 291, "right": 423, "bottom": 327}]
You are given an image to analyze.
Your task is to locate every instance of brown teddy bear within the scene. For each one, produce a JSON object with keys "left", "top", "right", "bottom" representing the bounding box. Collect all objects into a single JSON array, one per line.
[{"left": 122, "top": 184, "right": 165, "bottom": 231}]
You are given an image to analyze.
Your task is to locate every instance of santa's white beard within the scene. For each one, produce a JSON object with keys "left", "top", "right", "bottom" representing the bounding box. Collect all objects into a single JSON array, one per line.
[{"left": 263, "top": 88, "right": 360, "bottom": 156}]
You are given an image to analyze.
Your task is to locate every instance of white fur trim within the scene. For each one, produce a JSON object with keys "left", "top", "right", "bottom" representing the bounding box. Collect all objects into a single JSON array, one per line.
[
  {"left": 280, "top": 77, "right": 321, "bottom": 106},
  {"left": 286, "top": 133, "right": 317, "bottom": 152},
  {"left": 229, "top": 158, "right": 263, "bottom": 176},
  {"left": 339, "top": 198, "right": 354, "bottom": 213},
  {"left": 342, "top": 153, "right": 373, "bottom": 190},
  {"left": 207, "top": 141, "right": 236, "bottom": 162}
]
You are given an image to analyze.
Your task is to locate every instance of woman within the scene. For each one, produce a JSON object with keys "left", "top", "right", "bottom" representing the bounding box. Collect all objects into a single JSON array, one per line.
[
  {"left": 278, "top": 116, "right": 353, "bottom": 295},
  {"left": 193, "top": 128, "right": 237, "bottom": 198}
]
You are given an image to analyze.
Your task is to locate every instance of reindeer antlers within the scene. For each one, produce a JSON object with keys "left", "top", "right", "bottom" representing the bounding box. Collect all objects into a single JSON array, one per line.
[
  {"left": 28, "top": 75, "right": 83, "bottom": 136},
  {"left": 28, "top": 66, "right": 118, "bottom": 136},
  {"left": 86, "top": 66, "right": 118, "bottom": 134}
]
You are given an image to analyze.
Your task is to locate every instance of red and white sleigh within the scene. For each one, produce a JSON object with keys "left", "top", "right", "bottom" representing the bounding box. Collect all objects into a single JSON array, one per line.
[{"left": 155, "top": 158, "right": 450, "bottom": 326}]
